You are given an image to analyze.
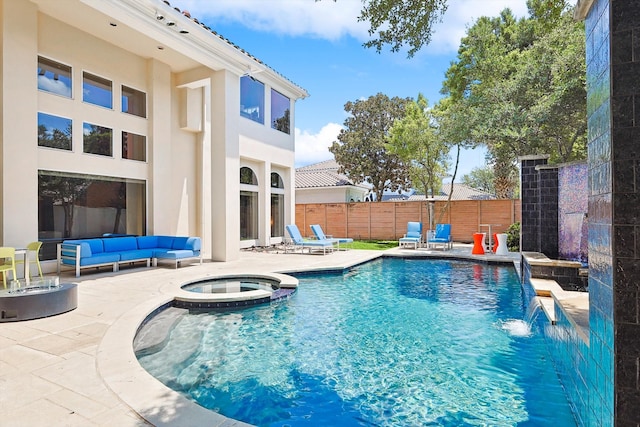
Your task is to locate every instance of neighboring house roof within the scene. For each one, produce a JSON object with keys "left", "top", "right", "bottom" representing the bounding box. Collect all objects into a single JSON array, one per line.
[
  {"left": 296, "top": 160, "right": 369, "bottom": 190},
  {"left": 388, "top": 183, "right": 496, "bottom": 201},
  {"left": 296, "top": 160, "right": 495, "bottom": 200}
]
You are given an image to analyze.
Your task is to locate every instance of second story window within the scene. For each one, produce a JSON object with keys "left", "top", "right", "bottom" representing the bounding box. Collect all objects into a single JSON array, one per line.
[
  {"left": 83, "top": 72, "right": 112, "bottom": 109},
  {"left": 37, "top": 56, "right": 72, "bottom": 98},
  {"left": 240, "top": 76, "right": 264, "bottom": 124},
  {"left": 38, "top": 112, "right": 72, "bottom": 151},
  {"left": 122, "top": 85, "right": 147, "bottom": 118},
  {"left": 83, "top": 122, "right": 112, "bottom": 157},
  {"left": 271, "top": 89, "right": 290, "bottom": 134}
]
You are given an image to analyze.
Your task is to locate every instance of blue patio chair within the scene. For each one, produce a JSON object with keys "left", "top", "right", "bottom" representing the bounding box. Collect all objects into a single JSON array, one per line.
[
  {"left": 399, "top": 222, "right": 422, "bottom": 249},
  {"left": 310, "top": 224, "right": 353, "bottom": 250},
  {"left": 427, "top": 223, "right": 452, "bottom": 250},
  {"left": 285, "top": 224, "right": 334, "bottom": 255}
]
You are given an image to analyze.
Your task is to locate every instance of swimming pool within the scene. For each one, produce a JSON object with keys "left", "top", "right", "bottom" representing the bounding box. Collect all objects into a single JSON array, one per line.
[{"left": 137, "top": 258, "right": 576, "bottom": 426}]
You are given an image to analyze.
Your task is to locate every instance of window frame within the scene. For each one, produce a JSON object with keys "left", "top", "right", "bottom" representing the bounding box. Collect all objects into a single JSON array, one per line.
[
  {"left": 240, "top": 76, "right": 265, "bottom": 124},
  {"left": 82, "top": 71, "right": 113, "bottom": 109},
  {"left": 83, "top": 122, "right": 113, "bottom": 157},
  {"left": 37, "top": 55, "right": 72, "bottom": 98},
  {"left": 38, "top": 112, "right": 73, "bottom": 151},
  {"left": 121, "top": 131, "right": 147, "bottom": 162},
  {"left": 122, "top": 85, "right": 147, "bottom": 118},
  {"left": 270, "top": 89, "right": 290, "bottom": 134}
]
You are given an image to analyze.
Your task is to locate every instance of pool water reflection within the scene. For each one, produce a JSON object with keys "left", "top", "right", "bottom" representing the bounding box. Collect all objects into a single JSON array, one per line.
[{"left": 137, "top": 258, "right": 576, "bottom": 426}]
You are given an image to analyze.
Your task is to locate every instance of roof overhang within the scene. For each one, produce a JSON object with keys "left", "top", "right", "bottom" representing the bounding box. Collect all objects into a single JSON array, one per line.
[{"left": 31, "top": 0, "right": 308, "bottom": 100}]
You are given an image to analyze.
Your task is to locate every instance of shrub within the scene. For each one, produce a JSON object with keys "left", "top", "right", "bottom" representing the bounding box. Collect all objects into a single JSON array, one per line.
[{"left": 507, "top": 222, "right": 520, "bottom": 252}]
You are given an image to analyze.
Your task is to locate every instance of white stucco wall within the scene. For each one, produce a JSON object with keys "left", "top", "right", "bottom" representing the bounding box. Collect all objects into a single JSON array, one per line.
[{"left": 0, "top": 0, "right": 306, "bottom": 266}]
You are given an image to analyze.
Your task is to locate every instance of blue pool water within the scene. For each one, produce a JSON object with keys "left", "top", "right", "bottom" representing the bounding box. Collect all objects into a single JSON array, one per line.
[{"left": 137, "top": 258, "right": 577, "bottom": 426}]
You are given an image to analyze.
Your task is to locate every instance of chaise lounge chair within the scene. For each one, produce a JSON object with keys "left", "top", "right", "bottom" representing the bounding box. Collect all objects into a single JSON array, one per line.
[
  {"left": 285, "top": 224, "right": 334, "bottom": 255},
  {"left": 427, "top": 223, "right": 453, "bottom": 250},
  {"left": 310, "top": 224, "right": 353, "bottom": 250},
  {"left": 399, "top": 222, "right": 423, "bottom": 249}
]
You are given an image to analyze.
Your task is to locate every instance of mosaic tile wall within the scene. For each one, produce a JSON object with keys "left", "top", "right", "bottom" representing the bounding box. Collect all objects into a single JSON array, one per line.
[
  {"left": 585, "top": 0, "right": 613, "bottom": 425},
  {"left": 558, "top": 163, "right": 588, "bottom": 263},
  {"left": 544, "top": 299, "right": 589, "bottom": 426}
]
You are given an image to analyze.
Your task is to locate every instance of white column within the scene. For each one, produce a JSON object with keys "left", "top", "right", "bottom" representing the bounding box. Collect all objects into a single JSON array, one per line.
[{"left": 1, "top": 1, "right": 39, "bottom": 246}]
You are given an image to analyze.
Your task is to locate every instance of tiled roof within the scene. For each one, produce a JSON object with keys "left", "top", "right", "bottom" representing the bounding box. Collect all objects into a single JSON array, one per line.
[
  {"left": 296, "top": 159, "right": 342, "bottom": 173},
  {"left": 296, "top": 171, "right": 354, "bottom": 189},
  {"left": 296, "top": 160, "right": 369, "bottom": 189},
  {"left": 391, "top": 183, "right": 495, "bottom": 201}
]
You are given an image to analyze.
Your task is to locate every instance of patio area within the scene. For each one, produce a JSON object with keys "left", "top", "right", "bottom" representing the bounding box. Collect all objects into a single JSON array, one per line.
[{"left": 0, "top": 244, "right": 519, "bottom": 426}]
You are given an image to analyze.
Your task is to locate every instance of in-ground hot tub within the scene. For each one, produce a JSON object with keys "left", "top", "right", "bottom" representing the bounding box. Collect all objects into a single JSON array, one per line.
[
  {"left": 182, "top": 276, "right": 279, "bottom": 293},
  {"left": 173, "top": 273, "right": 297, "bottom": 310},
  {"left": 0, "top": 277, "right": 77, "bottom": 322}
]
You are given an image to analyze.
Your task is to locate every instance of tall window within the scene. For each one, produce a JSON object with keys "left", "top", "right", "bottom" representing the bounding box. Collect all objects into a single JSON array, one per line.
[
  {"left": 37, "top": 56, "right": 72, "bottom": 98},
  {"left": 122, "top": 85, "right": 147, "bottom": 118},
  {"left": 271, "top": 89, "right": 290, "bottom": 134},
  {"left": 38, "top": 112, "right": 72, "bottom": 151},
  {"left": 240, "top": 76, "right": 264, "bottom": 124},
  {"left": 240, "top": 167, "right": 259, "bottom": 240},
  {"left": 271, "top": 172, "right": 285, "bottom": 237},
  {"left": 38, "top": 171, "right": 146, "bottom": 260},
  {"left": 83, "top": 72, "right": 112, "bottom": 109},
  {"left": 122, "top": 131, "right": 146, "bottom": 161},
  {"left": 83, "top": 122, "right": 112, "bottom": 157}
]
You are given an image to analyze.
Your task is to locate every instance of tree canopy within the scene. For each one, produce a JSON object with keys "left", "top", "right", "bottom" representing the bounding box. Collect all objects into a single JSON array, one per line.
[
  {"left": 436, "top": 0, "right": 586, "bottom": 197},
  {"left": 387, "top": 94, "right": 449, "bottom": 198},
  {"left": 358, "top": 0, "right": 448, "bottom": 57},
  {"left": 329, "top": 93, "right": 411, "bottom": 201}
]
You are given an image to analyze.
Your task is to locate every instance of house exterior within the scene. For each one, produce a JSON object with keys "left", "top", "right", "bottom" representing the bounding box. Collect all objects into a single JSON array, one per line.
[
  {"left": 295, "top": 159, "right": 370, "bottom": 203},
  {"left": 1, "top": 0, "right": 308, "bottom": 267}
]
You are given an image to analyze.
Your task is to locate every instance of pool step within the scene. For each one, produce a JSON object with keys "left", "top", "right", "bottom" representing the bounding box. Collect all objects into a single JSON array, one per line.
[{"left": 133, "top": 306, "right": 188, "bottom": 356}]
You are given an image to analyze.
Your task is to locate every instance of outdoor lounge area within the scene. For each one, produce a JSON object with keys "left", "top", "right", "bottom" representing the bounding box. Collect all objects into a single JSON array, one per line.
[{"left": 57, "top": 236, "right": 202, "bottom": 277}]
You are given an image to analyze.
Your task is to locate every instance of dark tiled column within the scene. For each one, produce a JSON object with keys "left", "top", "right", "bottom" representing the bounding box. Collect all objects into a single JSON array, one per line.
[
  {"left": 537, "top": 166, "right": 559, "bottom": 259},
  {"left": 583, "top": 0, "right": 640, "bottom": 424},
  {"left": 519, "top": 155, "right": 549, "bottom": 252}
]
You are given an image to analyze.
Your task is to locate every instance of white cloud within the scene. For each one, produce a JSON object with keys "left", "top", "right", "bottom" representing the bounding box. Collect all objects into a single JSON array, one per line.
[
  {"left": 425, "top": 0, "right": 530, "bottom": 54},
  {"left": 177, "top": 0, "right": 368, "bottom": 41},
  {"left": 294, "top": 122, "right": 342, "bottom": 167},
  {"left": 178, "top": 0, "right": 529, "bottom": 54}
]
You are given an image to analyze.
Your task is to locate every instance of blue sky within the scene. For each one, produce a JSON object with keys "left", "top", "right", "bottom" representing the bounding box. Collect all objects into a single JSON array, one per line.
[{"left": 178, "top": 0, "right": 529, "bottom": 178}]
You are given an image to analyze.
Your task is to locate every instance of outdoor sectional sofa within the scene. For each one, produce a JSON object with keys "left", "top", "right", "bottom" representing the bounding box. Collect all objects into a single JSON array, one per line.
[{"left": 57, "top": 235, "right": 202, "bottom": 277}]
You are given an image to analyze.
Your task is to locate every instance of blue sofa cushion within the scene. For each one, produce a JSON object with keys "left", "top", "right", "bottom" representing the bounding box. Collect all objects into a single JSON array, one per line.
[
  {"left": 137, "top": 236, "right": 159, "bottom": 249},
  {"left": 62, "top": 240, "right": 93, "bottom": 258},
  {"left": 118, "top": 249, "right": 154, "bottom": 262},
  {"left": 172, "top": 236, "right": 201, "bottom": 251},
  {"left": 61, "top": 252, "right": 120, "bottom": 266},
  {"left": 103, "top": 236, "right": 138, "bottom": 253},
  {"left": 85, "top": 239, "right": 105, "bottom": 255},
  {"left": 153, "top": 249, "right": 194, "bottom": 259},
  {"left": 157, "top": 236, "right": 175, "bottom": 249}
]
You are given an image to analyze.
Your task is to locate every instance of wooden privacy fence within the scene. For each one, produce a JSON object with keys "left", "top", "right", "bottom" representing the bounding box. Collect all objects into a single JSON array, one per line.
[{"left": 295, "top": 200, "right": 521, "bottom": 243}]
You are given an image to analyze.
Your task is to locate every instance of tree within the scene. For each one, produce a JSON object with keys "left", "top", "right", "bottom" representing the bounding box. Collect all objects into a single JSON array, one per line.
[
  {"left": 358, "top": 0, "right": 448, "bottom": 57},
  {"left": 329, "top": 93, "right": 411, "bottom": 202},
  {"left": 461, "top": 166, "right": 495, "bottom": 195},
  {"left": 387, "top": 94, "right": 449, "bottom": 198},
  {"left": 438, "top": 0, "right": 586, "bottom": 197}
]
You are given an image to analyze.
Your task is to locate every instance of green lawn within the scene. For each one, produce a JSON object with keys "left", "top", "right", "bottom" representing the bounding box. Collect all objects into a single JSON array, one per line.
[{"left": 341, "top": 240, "right": 398, "bottom": 250}]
